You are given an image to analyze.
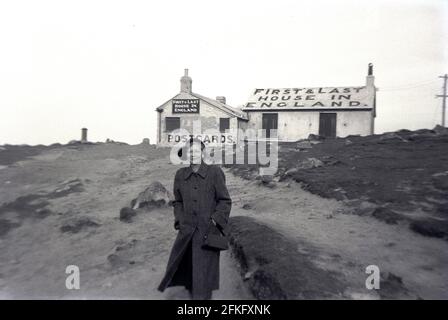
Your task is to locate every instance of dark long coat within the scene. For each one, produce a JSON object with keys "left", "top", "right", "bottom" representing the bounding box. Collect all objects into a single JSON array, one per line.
[{"left": 157, "top": 162, "right": 232, "bottom": 298}]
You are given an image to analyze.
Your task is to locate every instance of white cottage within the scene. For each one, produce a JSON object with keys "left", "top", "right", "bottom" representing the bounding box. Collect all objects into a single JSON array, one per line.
[
  {"left": 156, "top": 69, "right": 248, "bottom": 146},
  {"left": 156, "top": 65, "right": 377, "bottom": 146},
  {"left": 242, "top": 64, "right": 377, "bottom": 140}
]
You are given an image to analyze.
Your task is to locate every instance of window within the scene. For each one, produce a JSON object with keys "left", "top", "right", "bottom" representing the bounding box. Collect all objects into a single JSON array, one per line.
[
  {"left": 219, "top": 118, "right": 230, "bottom": 133},
  {"left": 165, "top": 117, "right": 180, "bottom": 132},
  {"left": 262, "top": 113, "right": 278, "bottom": 138}
]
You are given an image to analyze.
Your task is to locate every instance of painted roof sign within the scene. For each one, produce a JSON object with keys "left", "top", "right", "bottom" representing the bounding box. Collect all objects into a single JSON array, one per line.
[{"left": 243, "top": 87, "right": 373, "bottom": 110}]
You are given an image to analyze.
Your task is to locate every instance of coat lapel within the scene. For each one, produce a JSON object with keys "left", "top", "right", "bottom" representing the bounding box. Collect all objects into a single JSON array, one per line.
[{"left": 184, "top": 162, "right": 209, "bottom": 180}]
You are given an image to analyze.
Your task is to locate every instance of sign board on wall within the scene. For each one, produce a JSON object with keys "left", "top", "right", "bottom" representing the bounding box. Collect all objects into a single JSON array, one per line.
[
  {"left": 172, "top": 99, "right": 200, "bottom": 113},
  {"left": 167, "top": 133, "right": 235, "bottom": 144},
  {"left": 243, "top": 87, "right": 373, "bottom": 110}
]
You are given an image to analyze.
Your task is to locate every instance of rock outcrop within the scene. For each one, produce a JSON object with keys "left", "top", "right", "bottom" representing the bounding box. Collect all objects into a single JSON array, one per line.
[{"left": 131, "top": 181, "right": 173, "bottom": 210}]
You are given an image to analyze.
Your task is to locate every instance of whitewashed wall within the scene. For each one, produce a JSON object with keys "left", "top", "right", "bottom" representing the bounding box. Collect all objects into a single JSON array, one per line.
[
  {"left": 246, "top": 110, "right": 374, "bottom": 141},
  {"left": 157, "top": 93, "right": 240, "bottom": 146}
]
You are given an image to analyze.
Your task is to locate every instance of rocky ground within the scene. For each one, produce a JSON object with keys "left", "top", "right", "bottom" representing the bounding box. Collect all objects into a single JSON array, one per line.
[
  {"left": 223, "top": 126, "right": 448, "bottom": 299},
  {"left": 1, "top": 128, "right": 448, "bottom": 299},
  {"left": 227, "top": 126, "right": 448, "bottom": 241},
  {"left": 0, "top": 142, "right": 250, "bottom": 299}
]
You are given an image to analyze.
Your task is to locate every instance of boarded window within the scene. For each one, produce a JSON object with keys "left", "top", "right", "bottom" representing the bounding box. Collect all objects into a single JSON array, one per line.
[
  {"left": 220, "top": 118, "right": 230, "bottom": 133},
  {"left": 262, "top": 113, "right": 278, "bottom": 138},
  {"left": 165, "top": 117, "right": 180, "bottom": 132}
]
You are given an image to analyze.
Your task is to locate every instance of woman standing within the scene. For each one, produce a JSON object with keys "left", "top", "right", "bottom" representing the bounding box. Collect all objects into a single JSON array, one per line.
[{"left": 157, "top": 138, "right": 232, "bottom": 300}]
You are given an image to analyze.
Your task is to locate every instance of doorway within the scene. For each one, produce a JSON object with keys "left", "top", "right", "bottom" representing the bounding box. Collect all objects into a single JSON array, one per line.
[{"left": 319, "top": 113, "right": 337, "bottom": 138}]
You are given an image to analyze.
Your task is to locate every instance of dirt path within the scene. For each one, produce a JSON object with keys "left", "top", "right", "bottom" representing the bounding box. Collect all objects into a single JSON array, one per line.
[
  {"left": 0, "top": 145, "right": 251, "bottom": 299},
  {"left": 1, "top": 144, "right": 447, "bottom": 299},
  {"left": 224, "top": 170, "right": 448, "bottom": 299}
]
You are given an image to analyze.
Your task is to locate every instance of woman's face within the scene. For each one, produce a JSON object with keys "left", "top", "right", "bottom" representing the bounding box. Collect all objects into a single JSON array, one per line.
[{"left": 188, "top": 143, "right": 203, "bottom": 164}]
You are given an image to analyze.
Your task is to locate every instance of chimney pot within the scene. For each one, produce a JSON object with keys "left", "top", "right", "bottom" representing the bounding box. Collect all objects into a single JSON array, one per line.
[
  {"left": 180, "top": 68, "right": 192, "bottom": 93},
  {"left": 216, "top": 96, "right": 226, "bottom": 104}
]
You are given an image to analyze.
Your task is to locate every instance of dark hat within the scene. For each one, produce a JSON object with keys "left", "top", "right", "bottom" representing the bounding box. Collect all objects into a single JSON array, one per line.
[{"left": 177, "top": 137, "right": 206, "bottom": 158}]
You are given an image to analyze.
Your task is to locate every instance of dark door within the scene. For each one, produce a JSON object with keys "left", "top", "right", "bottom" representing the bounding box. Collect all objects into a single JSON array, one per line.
[
  {"left": 319, "top": 113, "right": 337, "bottom": 138},
  {"left": 262, "top": 113, "right": 278, "bottom": 138}
]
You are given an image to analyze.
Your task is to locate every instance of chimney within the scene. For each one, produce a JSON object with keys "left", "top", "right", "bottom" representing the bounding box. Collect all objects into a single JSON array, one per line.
[
  {"left": 216, "top": 96, "right": 226, "bottom": 104},
  {"left": 180, "top": 68, "right": 192, "bottom": 93},
  {"left": 368, "top": 63, "right": 373, "bottom": 76},
  {"left": 81, "top": 128, "right": 88, "bottom": 142},
  {"left": 366, "top": 63, "right": 375, "bottom": 87}
]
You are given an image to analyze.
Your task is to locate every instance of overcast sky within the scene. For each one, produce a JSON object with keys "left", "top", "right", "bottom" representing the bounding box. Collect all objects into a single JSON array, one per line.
[{"left": 0, "top": 0, "right": 447, "bottom": 145}]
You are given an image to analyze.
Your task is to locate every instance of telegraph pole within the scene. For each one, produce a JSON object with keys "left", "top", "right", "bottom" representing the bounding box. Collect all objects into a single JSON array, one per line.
[{"left": 436, "top": 74, "right": 448, "bottom": 127}]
